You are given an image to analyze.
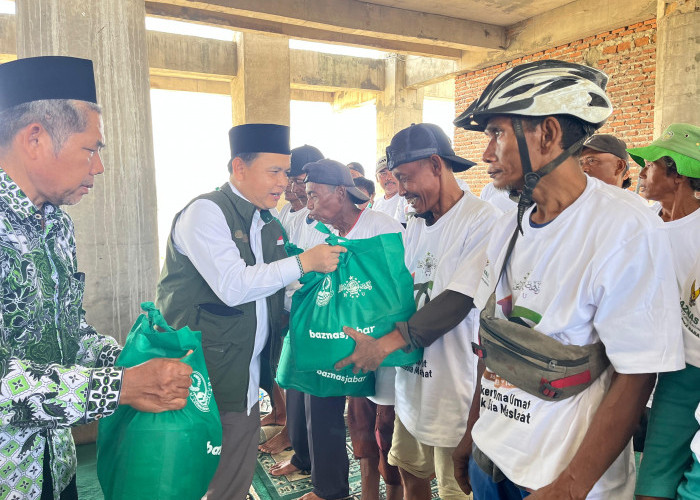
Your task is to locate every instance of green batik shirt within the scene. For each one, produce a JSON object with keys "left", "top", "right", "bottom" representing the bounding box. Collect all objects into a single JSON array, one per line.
[{"left": 0, "top": 168, "right": 123, "bottom": 500}]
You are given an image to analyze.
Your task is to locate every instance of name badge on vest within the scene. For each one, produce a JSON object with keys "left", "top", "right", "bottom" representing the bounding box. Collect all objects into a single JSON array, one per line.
[
  {"left": 277, "top": 236, "right": 284, "bottom": 246},
  {"left": 234, "top": 229, "right": 249, "bottom": 243}
]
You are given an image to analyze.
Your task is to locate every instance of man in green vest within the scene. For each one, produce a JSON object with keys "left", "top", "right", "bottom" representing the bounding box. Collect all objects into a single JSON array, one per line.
[{"left": 155, "top": 124, "right": 344, "bottom": 500}]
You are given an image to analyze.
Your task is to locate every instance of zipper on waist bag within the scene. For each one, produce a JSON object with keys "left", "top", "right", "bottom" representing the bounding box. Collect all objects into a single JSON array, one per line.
[{"left": 480, "top": 320, "right": 589, "bottom": 368}]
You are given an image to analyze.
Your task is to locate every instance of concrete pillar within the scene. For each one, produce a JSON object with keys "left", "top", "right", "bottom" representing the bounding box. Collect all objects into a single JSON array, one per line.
[
  {"left": 231, "top": 32, "right": 290, "bottom": 125},
  {"left": 376, "top": 54, "right": 424, "bottom": 156},
  {"left": 15, "top": 0, "right": 160, "bottom": 345},
  {"left": 654, "top": 0, "right": 699, "bottom": 134}
]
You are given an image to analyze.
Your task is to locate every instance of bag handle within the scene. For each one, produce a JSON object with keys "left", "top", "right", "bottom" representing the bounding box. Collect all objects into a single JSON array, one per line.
[
  {"left": 313, "top": 221, "right": 352, "bottom": 266},
  {"left": 140, "top": 301, "right": 175, "bottom": 333},
  {"left": 260, "top": 209, "right": 304, "bottom": 257}
]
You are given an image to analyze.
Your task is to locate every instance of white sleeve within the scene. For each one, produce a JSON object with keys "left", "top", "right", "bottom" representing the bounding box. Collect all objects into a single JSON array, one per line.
[
  {"left": 591, "top": 228, "right": 685, "bottom": 373},
  {"left": 172, "top": 199, "right": 301, "bottom": 307},
  {"left": 447, "top": 206, "right": 500, "bottom": 299}
]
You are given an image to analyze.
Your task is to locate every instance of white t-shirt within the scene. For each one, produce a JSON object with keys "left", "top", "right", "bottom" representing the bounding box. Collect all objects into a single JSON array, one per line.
[
  {"left": 480, "top": 181, "right": 518, "bottom": 214},
  {"left": 471, "top": 177, "right": 685, "bottom": 497},
  {"left": 678, "top": 248, "right": 700, "bottom": 368},
  {"left": 393, "top": 191, "right": 500, "bottom": 447},
  {"left": 373, "top": 193, "right": 403, "bottom": 221}
]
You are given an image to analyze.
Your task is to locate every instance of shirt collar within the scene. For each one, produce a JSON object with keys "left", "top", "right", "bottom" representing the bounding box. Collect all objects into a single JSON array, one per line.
[
  {"left": 0, "top": 167, "right": 40, "bottom": 220},
  {"left": 228, "top": 181, "right": 273, "bottom": 227},
  {"left": 0, "top": 167, "right": 62, "bottom": 222}
]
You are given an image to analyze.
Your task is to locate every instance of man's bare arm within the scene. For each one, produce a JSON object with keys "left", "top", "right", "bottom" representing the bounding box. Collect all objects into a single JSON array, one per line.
[{"left": 529, "top": 372, "right": 655, "bottom": 500}]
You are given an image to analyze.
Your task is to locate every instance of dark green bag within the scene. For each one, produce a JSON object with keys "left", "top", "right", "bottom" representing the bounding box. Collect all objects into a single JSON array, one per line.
[
  {"left": 97, "top": 302, "right": 222, "bottom": 500},
  {"left": 276, "top": 332, "right": 376, "bottom": 397},
  {"left": 290, "top": 223, "right": 421, "bottom": 372}
]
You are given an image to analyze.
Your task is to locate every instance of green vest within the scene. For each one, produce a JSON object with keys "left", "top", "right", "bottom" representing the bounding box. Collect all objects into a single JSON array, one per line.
[{"left": 155, "top": 183, "right": 288, "bottom": 413}]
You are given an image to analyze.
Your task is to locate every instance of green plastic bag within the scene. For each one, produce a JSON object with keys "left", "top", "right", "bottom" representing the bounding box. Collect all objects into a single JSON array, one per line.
[
  {"left": 97, "top": 302, "right": 222, "bottom": 500},
  {"left": 290, "top": 223, "right": 421, "bottom": 372},
  {"left": 276, "top": 332, "right": 375, "bottom": 397}
]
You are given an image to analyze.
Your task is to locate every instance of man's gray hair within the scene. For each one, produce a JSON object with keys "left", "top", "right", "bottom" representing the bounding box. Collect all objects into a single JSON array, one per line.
[{"left": 0, "top": 99, "right": 102, "bottom": 154}]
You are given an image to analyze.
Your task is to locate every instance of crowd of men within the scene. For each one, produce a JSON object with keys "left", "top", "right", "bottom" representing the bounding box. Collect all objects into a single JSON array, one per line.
[{"left": 0, "top": 54, "right": 698, "bottom": 500}]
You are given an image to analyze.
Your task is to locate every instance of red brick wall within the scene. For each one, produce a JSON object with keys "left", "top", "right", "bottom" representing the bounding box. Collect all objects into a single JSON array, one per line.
[{"left": 454, "top": 19, "right": 657, "bottom": 196}]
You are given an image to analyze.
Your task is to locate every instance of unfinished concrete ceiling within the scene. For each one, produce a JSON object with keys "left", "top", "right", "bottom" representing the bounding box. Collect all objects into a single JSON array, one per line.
[
  {"left": 365, "top": 0, "right": 577, "bottom": 26},
  {"left": 144, "top": 0, "right": 656, "bottom": 64}
]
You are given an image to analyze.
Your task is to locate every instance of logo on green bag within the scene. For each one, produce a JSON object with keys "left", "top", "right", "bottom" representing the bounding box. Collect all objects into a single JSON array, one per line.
[
  {"left": 316, "top": 275, "right": 334, "bottom": 306},
  {"left": 189, "top": 371, "right": 212, "bottom": 412},
  {"left": 339, "top": 276, "right": 373, "bottom": 299}
]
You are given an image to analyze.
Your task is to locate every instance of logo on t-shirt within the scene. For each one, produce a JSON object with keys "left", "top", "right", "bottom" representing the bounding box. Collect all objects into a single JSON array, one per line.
[
  {"left": 417, "top": 252, "right": 438, "bottom": 279},
  {"left": 690, "top": 279, "right": 699, "bottom": 307}
]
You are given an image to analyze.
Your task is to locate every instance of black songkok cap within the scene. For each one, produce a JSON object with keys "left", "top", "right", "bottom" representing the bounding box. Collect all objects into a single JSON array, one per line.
[
  {"left": 228, "top": 123, "right": 291, "bottom": 159},
  {"left": 0, "top": 56, "right": 97, "bottom": 112},
  {"left": 290, "top": 144, "right": 324, "bottom": 177}
]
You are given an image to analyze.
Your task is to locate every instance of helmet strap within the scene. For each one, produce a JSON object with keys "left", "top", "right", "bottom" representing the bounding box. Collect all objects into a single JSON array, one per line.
[{"left": 511, "top": 116, "right": 591, "bottom": 234}]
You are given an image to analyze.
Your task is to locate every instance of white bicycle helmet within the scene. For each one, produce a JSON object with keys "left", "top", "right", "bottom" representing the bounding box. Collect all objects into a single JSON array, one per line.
[
  {"left": 454, "top": 60, "right": 612, "bottom": 131},
  {"left": 454, "top": 60, "right": 613, "bottom": 233}
]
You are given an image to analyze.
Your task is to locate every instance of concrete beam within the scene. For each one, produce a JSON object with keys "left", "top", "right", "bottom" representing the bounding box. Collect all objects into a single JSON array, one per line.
[
  {"left": 332, "top": 90, "right": 377, "bottom": 112},
  {"left": 2, "top": 13, "right": 387, "bottom": 96},
  {"left": 147, "top": 30, "right": 236, "bottom": 81},
  {"left": 404, "top": 55, "right": 458, "bottom": 89},
  {"left": 290, "top": 49, "right": 384, "bottom": 93},
  {"left": 150, "top": 74, "right": 231, "bottom": 94},
  {"left": 145, "top": 1, "right": 501, "bottom": 58},
  {"left": 424, "top": 79, "right": 455, "bottom": 100},
  {"left": 459, "top": 0, "right": 657, "bottom": 71},
  {"left": 291, "top": 89, "right": 334, "bottom": 103}
]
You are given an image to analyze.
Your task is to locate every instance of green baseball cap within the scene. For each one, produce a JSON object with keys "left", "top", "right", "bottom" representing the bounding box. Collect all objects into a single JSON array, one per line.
[{"left": 628, "top": 123, "right": 700, "bottom": 179}]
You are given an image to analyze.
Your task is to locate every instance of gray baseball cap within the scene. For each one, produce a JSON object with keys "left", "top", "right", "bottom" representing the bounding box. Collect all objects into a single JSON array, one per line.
[
  {"left": 582, "top": 134, "right": 628, "bottom": 161},
  {"left": 303, "top": 159, "right": 370, "bottom": 203}
]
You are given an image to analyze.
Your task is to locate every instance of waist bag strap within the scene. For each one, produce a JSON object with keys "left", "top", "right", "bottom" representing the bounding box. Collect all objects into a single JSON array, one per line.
[{"left": 472, "top": 227, "right": 610, "bottom": 402}]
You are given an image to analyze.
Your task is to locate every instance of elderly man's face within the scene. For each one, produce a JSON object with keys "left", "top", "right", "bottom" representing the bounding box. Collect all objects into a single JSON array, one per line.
[
  {"left": 284, "top": 173, "right": 307, "bottom": 210},
  {"left": 579, "top": 148, "right": 627, "bottom": 188},
  {"left": 232, "top": 153, "right": 291, "bottom": 209},
  {"left": 306, "top": 182, "right": 343, "bottom": 224},
  {"left": 392, "top": 157, "right": 441, "bottom": 216},
  {"left": 376, "top": 167, "right": 399, "bottom": 197},
  {"left": 639, "top": 159, "right": 677, "bottom": 201},
  {"left": 33, "top": 107, "right": 105, "bottom": 206},
  {"left": 481, "top": 116, "right": 533, "bottom": 192}
]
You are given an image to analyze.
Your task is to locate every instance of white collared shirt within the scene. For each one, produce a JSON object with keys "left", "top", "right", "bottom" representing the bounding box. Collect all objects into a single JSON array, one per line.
[{"left": 172, "top": 182, "right": 300, "bottom": 413}]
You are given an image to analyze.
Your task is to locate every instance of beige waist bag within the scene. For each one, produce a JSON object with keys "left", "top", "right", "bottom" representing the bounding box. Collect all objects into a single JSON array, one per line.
[{"left": 472, "top": 228, "right": 610, "bottom": 401}]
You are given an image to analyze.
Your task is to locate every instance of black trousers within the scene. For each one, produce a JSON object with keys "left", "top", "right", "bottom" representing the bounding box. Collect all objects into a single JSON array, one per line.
[
  {"left": 305, "top": 394, "right": 349, "bottom": 500},
  {"left": 287, "top": 389, "right": 311, "bottom": 471},
  {"left": 41, "top": 442, "right": 78, "bottom": 500}
]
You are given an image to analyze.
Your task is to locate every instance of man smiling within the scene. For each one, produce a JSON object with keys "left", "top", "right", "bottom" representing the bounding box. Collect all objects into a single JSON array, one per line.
[{"left": 337, "top": 123, "right": 499, "bottom": 500}]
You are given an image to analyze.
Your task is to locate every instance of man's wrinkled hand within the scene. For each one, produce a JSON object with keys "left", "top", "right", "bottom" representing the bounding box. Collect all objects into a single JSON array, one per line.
[
  {"left": 298, "top": 244, "right": 346, "bottom": 274},
  {"left": 334, "top": 326, "right": 386, "bottom": 373},
  {"left": 120, "top": 358, "right": 193, "bottom": 413},
  {"left": 452, "top": 437, "right": 473, "bottom": 495}
]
